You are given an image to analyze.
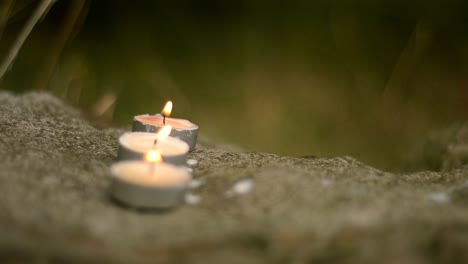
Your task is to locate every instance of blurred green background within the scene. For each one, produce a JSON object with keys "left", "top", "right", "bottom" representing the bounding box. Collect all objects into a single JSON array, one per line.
[{"left": 1, "top": 0, "right": 468, "bottom": 169}]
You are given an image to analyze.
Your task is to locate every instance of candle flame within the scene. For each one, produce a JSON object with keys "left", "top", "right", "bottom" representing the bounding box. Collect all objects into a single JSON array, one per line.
[
  {"left": 145, "top": 150, "right": 162, "bottom": 163},
  {"left": 156, "top": 125, "right": 172, "bottom": 141},
  {"left": 161, "top": 101, "right": 173, "bottom": 117}
]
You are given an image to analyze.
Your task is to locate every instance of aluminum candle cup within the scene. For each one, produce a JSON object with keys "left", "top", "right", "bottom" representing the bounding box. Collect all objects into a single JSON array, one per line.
[
  {"left": 110, "top": 161, "right": 191, "bottom": 209},
  {"left": 118, "top": 132, "right": 189, "bottom": 166},
  {"left": 133, "top": 114, "right": 198, "bottom": 151}
]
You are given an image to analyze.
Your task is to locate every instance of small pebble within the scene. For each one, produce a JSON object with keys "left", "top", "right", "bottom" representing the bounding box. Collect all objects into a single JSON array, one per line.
[
  {"left": 187, "top": 159, "right": 198, "bottom": 166},
  {"left": 188, "top": 179, "right": 205, "bottom": 189},
  {"left": 225, "top": 177, "right": 254, "bottom": 199},
  {"left": 428, "top": 192, "right": 450, "bottom": 204},
  {"left": 185, "top": 193, "right": 201, "bottom": 205},
  {"left": 321, "top": 178, "right": 333, "bottom": 187}
]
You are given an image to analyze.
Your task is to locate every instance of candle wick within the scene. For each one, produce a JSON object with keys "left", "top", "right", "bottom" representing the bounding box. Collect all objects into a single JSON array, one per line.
[
  {"left": 153, "top": 139, "right": 158, "bottom": 148},
  {"left": 162, "top": 114, "right": 166, "bottom": 125}
]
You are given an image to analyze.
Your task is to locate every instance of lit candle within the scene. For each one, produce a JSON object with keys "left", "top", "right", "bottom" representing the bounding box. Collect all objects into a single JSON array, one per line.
[
  {"left": 118, "top": 125, "right": 189, "bottom": 166},
  {"left": 133, "top": 101, "right": 199, "bottom": 151},
  {"left": 110, "top": 150, "right": 191, "bottom": 209}
]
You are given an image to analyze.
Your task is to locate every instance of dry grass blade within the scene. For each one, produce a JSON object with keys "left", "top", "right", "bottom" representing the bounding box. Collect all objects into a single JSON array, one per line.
[
  {"left": 35, "top": 0, "right": 87, "bottom": 91},
  {"left": 0, "top": 0, "right": 14, "bottom": 39},
  {"left": 0, "top": 0, "right": 56, "bottom": 80},
  {"left": 381, "top": 21, "right": 432, "bottom": 104},
  {"left": 92, "top": 92, "right": 117, "bottom": 118}
]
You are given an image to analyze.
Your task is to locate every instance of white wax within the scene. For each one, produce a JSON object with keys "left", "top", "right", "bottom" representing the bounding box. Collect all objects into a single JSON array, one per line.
[
  {"left": 119, "top": 132, "right": 189, "bottom": 156},
  {"left": 111, "top": 161, "right": 191, "bottom": 187},
  {"left": 135, "top": 114, "right": 198, "bottom": 130}
]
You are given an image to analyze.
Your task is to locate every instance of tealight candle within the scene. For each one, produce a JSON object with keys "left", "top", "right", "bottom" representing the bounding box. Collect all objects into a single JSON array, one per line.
[
  {"left": 133, "top": 101, "right": 199, "bottom": 151},
  {"left": 110, "top": 152, "right": 191, "bottom": 209},
  {"left": 118, "top": 127, "right": 189, "bottom": 166}
]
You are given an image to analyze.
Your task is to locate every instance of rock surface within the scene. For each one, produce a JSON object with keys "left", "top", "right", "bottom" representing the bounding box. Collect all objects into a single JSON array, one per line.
[
  {"left": 406, "top": 123, "right": 468, "bottom": 172},
  {"left": 1, "top": 92, "right": 468, "bottom": 263}
]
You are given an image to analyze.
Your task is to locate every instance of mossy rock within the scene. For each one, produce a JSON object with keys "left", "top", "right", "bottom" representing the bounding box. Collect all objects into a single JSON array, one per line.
[{"left": 1, "top": 92, "right": 468, "bottom": 263}]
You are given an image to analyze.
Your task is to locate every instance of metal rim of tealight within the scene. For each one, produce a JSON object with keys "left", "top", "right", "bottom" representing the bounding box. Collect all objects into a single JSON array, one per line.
[
  {"left": 117, "top": 142, "right": 188, "bottom": 166},
  {"left": 110, "top": 162, "right": 191, "bottom": 209},
  {"left": 132, "top": 115, "right": 198, "bottom": 151}
]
